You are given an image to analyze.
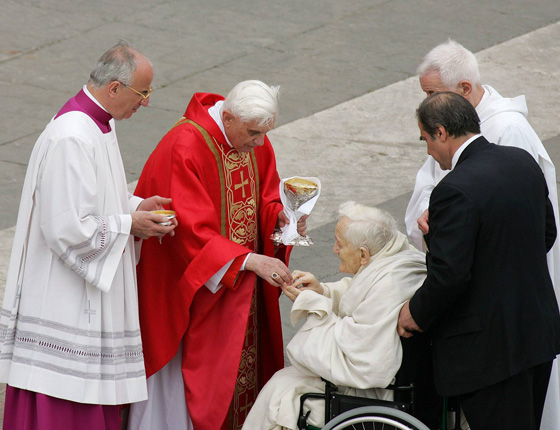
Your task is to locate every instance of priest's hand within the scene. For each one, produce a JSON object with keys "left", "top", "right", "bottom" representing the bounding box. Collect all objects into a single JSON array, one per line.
[
  {"left": 131, "top": 211, "right": 177, "bottom": 240},
  {"left": 277, "top": 211, "right": 309, "bottom": 236},
  {"left": 245, "top": 253, "right": 293, "bottom": 286},
  {"left": 291, "top": 270, "right": 323, "bottom": 295},
  {"left": 137, "top": 195, "right": 172, "bottom": 212},
  {"left": 417, "top": 209, "right": 429, "bottom": 235},
  {"left": 397, "top": 301, "right": 423, "bottom": 338}
]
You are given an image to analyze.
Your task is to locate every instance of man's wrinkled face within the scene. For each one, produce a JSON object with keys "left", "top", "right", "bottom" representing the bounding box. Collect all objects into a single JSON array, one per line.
[
  {"left": 419, "top": 70, "right": 451, "bottom": 98},
  {"left": 333, "top": 217, "right": 362, "bottom": 274},
  {"left": 224, "top": 114, "right": 273, "bottom": 153}
]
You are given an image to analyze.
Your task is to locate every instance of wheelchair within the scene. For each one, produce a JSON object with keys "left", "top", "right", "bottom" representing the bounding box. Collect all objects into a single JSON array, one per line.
[{"left": 296, "top": 333, "right": 461, "bottom": 430}]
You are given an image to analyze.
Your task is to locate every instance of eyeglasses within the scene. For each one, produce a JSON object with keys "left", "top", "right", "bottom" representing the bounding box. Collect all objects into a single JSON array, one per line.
[{"left": 120, "top": 82, "right": 152, "bottom": 100}]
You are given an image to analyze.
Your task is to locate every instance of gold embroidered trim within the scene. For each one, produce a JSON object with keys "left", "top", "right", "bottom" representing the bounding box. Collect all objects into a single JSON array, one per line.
[{"left": 181, "top": 119, "right": 227, "bottom": 236}]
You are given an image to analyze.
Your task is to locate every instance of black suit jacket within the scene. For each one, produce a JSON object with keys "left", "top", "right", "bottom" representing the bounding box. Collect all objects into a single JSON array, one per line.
[{"left": 409, "top": 136, "right": 560, "bottom": 396}]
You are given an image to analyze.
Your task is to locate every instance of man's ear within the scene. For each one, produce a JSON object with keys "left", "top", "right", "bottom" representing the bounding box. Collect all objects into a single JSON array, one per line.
[
  {"left": 359, "top": 246, "right": 371, "bottom": 265},
  {"left": 436, "top": 125, "right": 449, "bottom": 142},
  {"left": 222, "top": 110, "right": 234, "bottom": 127},
  {"left": 107, "top": 81, "right": 120, "bottom": 99},
  {"left": 457, "top": 80, "right": 473, "bottom": 98}
]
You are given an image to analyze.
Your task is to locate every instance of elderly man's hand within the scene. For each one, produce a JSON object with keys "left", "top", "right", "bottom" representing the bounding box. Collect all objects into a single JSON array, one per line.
[
  {"left": 397, "top": 301, "right": 423, "bottom": 338},
  {"left": 281, "top": 283, "right": 301, "bottom": 302},
  {"left": 291, "top": 270, "right": 323, "bottom": 295},
  {"left": 417, "top": 209, "right": 429, "bottom": 235},
  {"left": 245, "top": 253, "right": 293, "bottom": 286}
]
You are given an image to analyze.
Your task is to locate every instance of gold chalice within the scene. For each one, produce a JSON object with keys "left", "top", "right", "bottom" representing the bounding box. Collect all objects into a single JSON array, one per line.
[{"left": 271, "top": 177, "right": 318, "bottom": 246}]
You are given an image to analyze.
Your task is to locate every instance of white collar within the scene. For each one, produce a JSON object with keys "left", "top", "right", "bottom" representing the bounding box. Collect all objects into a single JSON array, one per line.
[
  {"left": 207, "top": 100, "right": 233, "bottom": 148},
  {"left": 451, "top": 134, "right": 481, "bottom": 170},
  {"left": 475, "top": 86, "right": 489, "bottom": 113},
  {"left": 83, "top": 85, "right": 109, "bottom": 113}
]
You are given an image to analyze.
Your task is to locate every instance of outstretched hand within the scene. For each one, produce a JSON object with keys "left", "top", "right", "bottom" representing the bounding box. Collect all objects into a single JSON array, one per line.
[
  {"left": 290, "top": 270, "right": 323, "bottom": 294},
  {"left": 245, "top": 253, "right": 293, "bottom": 286}
]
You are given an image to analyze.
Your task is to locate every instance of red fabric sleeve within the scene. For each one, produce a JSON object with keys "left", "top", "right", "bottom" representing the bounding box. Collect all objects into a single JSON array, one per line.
[{"left": 220, "top": 254, "right": 248, "bottom": 290}]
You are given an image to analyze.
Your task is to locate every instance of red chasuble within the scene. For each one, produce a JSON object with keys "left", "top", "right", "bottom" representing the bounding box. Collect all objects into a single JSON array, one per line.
[{"left": 134, "top": 92, "right": 291, "bottom": 430}]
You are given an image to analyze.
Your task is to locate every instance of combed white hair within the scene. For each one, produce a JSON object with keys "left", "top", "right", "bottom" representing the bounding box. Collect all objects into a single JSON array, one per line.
[
  {"left": 222, "top": 80, "right": 280, "bottom": 127},
  {"left": 338, "top": 201, "right": 397, "bottom": 256},
  {"left": 417, "top": 39, "right": 480, "bottom": 89}
]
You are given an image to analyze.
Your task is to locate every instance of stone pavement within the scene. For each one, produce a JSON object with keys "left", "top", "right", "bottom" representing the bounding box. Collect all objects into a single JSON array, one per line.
[{"left": 1, "top": 0, "right": 560, "bottom": 427}]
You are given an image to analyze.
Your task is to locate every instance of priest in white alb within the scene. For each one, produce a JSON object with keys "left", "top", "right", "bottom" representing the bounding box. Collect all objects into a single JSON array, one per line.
[
  {"left": 242, "top": 202, "right": 427, "bottom": 430},
  {"left": 0, "top": 41, "right": 176, "bottom": 430}
]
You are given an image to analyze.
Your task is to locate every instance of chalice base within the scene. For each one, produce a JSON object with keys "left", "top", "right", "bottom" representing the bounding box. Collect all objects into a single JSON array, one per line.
[{"left": 270, "top": 230, "right": 314, "bottom": 246}]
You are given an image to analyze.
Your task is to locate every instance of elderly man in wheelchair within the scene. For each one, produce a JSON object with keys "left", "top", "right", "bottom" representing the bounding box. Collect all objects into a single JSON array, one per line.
[{"left": 242, "top": 202, "right": 437, "bottom": 430}]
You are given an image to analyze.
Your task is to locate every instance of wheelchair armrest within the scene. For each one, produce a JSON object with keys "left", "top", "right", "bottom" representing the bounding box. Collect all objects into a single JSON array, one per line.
[
  {"left": 386, "top": 382, "right": 414, "bottom": 391},
  {"left": 298, "top": 392, "right": 326, "bottom": 430}
]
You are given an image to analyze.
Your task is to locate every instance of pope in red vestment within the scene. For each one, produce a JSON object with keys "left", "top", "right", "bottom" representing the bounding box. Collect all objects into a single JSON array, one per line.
[{"left": 133, "top": 82, "right": 293, "bottom": 430}]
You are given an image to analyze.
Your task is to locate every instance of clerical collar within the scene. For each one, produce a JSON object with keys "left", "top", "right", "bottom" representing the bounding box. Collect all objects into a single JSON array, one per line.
[
  {"left": 451, "top": 134, "right": 481, "bottom": 170},
  {"left": 82, "top": 85, "right": 109, "bottom": 113},
  {"left": 55, "top": 86, "right": 113, "bottom": 133},
  {"left": 208, "top": 100, "right": 233, "bottom": 148},
  {"left": 476, "top": 86, "right": 489, "bottom": 112}
]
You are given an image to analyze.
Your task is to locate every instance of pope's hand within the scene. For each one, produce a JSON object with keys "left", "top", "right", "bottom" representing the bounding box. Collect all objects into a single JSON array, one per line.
[
  {"left": 290, "top": 270, "right": 323, "bottom": 295},
  {"left": 296, "top": 215, "right": 309, "bottom": 236},
  {"left": 277, "top": 210, "right": 289, "bottom": 229},
  {"left": 277, "top": 211, "right": 309, "bottom": 236},
  {"left": 245, "top": 253, "right": 293, "bottom": 286}
]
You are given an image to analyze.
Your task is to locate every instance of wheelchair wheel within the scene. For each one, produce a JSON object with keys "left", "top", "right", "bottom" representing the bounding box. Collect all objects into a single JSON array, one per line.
[{"left": 322, "top": 405, "right": 430, "bottom": 430}]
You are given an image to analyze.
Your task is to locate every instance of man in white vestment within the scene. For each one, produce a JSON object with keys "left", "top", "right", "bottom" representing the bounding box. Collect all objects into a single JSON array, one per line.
[
  {"left": 242, "top": 202, "right": 427, "bottom": 430},
  {"left": 403, "top": 39, "right": 560, "bottom": 430},
  {"left": 0, "top": 41, "right": 176, "bottom": 430}
]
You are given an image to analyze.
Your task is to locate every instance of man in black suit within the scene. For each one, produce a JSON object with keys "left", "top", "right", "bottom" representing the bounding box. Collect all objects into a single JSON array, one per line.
[{"left": 397, "top": 92, "right": 560, "bottom": 430}]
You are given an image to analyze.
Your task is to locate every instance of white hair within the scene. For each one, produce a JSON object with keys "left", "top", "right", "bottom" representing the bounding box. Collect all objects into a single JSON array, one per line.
[
  {"left": 88, "top": 40, "right": 150, "bottom": 88},
  {"left": 338, "top": 201, "right": 398, "bottom": 256},
  {"left": 417, "top": 39, "right": 480, "bottom": 89},
  {"left": 222, "top": 80, "right": 280, "bottom": 127}
]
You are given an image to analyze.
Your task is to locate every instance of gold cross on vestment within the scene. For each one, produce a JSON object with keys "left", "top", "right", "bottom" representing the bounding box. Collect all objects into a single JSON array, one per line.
[
  {"left": 235, "top": 171, "right": 249, "bottom": 198},
  {"left": 240, "top": 393, "right": 254, "bottom": 419}
]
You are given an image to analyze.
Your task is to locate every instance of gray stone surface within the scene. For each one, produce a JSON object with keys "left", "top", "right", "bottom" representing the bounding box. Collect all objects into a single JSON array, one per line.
[{"left": 1, "top": 0, "right": 560, "bottom": 229}]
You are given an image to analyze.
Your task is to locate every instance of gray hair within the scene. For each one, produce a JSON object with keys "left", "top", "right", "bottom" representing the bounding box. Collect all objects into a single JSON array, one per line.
[
  {"left": 88, "top": 41, "right": 148, "bottom": 88},
  {"left": 417, "top": 39, "right": 480, "bottom": 89},
  {"left": 338, "top": 201, "right": 398, "bottom": 256},
  {"left": 222, "top": 80, "right": 280, "bottom": 127}
]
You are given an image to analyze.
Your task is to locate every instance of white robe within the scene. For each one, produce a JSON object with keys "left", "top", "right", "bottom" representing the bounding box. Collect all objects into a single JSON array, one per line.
[
  {"left": 404, "top": 84, "right": 560, "bottom": 430},
  {"left": 242, "top": 232, "right": 426, "bottom": 430},
  {"left": 0, "top": 109, "right": 147, "bottom": 405}
]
